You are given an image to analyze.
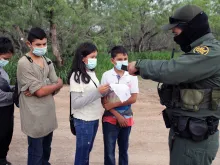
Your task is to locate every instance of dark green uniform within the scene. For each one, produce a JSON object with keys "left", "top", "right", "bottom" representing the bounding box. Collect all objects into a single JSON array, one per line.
[
  {"left": 136, "top": 33, "right": 220, "bottom": 118},
  {"left": 134, "top": 6, "right": 220, "bottom": 165}
]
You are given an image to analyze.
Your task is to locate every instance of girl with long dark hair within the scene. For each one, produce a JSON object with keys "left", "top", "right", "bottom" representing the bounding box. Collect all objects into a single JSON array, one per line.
[{"left": 68, "top": 42, "right": 109, "bottom": 165}]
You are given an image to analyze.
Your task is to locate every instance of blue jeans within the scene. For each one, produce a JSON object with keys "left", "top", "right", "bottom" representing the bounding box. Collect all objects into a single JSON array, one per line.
[
  {"left": 27, "top": 132, "right": 53, "bottom": 165},
  {"left": 74, "top": 118, "right": 99, "bottom": 165},
  {"left": 103, "top": 122, "right": 131, "bottom": 165}
]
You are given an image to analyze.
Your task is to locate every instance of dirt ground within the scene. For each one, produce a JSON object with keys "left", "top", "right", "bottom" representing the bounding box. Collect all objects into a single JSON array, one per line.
[{"left": 8, "top": 80, "right": 220, "bottom": 165}]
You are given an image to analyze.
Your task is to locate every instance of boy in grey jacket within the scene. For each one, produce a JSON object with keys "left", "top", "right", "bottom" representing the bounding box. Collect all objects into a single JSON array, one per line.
[{"left": 0, "top": 37, "right": 14, "bottom": 165}]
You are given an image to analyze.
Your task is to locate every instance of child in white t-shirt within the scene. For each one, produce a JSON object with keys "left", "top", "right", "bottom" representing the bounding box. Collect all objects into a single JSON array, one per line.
[{"left": 101, "top": 46, "right": 139, "bottom": 165}]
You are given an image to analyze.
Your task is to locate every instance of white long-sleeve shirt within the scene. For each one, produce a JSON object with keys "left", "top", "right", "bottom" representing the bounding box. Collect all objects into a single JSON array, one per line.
[{"left": 70, "top": 71, "right": 104, "bottom": 121}]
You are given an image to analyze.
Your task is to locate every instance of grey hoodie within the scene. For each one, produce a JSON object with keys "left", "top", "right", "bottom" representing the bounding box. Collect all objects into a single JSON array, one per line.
[{"left": 0, "top": 67, "right": 13, "bottom": 107}]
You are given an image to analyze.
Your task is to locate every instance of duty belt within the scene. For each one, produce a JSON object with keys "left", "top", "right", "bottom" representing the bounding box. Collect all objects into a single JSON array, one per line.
[{"left": 170, "top": 115, "right": 219, "bottom": 142}]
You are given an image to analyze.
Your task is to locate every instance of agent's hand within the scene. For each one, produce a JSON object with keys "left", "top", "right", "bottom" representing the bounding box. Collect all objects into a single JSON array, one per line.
[
  {"left": 116, "top": 115, "right": 128, "bottom": 127},
  {"left": 98, "top": 84, "right": 110, "bottom": 95},
  {"left": 128, "top": 61, "right": 138, "bottom": 75}
]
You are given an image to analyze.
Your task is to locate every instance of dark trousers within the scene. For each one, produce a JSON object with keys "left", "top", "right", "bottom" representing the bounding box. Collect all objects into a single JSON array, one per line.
[
  {"left": 0, "top": 104, "right": 14, "bottom": 159},
  {"left": 103, "top": 122, "right": 131, "bottom": 165},
  {"left": 27, "top": 132, "right": 53, "bottom": 165},
  {"left": 169, "top": 129, "right": 219, "bottom": 165}
]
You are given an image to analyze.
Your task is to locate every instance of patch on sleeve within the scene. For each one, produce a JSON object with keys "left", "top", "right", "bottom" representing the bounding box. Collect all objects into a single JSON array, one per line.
[{"left": 193, "top": 46, "right": 209, "bottom": 55}]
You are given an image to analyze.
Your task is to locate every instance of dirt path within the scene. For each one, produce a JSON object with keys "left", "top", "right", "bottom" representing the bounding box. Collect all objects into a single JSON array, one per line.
[{"left": 8, "top": 80, "right": 220, "bottom": 165}]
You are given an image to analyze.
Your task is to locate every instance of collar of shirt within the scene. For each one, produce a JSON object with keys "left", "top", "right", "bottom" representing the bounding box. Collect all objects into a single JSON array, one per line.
[
  {"left": 110, "top": 68, "right": 129, "bottom": 77},
  {"left": 190, "top": 33, "right": 215, "bottom": 48}
]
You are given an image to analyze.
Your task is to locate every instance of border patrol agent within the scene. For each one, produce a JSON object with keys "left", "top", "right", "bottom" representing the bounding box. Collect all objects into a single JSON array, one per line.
[{"left": 128, "top": 5, "right": 219, "bottom": 165}]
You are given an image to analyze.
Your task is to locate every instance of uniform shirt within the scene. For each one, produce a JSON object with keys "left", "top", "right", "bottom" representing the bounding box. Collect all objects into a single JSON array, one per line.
[
  {"left": 70, "top": 71, "right": 103, "bottom": 121},
  {"left": 135, "top": 33, "right": 220, "bottom": 118},
  {"left": 17, "top": 54, "right": 58, "bottom": 138},
  {"left": 101, "top": 68, "right": 139, "bottom": 126},
  {"left": 0, "top": 67, "right": 13, "bottom": 107}
]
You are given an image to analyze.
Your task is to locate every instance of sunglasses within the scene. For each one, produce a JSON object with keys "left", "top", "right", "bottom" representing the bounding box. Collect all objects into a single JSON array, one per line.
[
  {"left": 169, "top": 17, "right": 187, "bottom": 24},
  {"left": 169, "top": 12, "right": 204, "bottom": 24}
]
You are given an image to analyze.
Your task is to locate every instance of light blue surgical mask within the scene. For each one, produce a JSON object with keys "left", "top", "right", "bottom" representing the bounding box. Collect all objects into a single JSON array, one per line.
[
  {"left": 33, "top": 47, "right": 47, "bottom": 56},
  {"left": 115, "top": 60, "right": 128, "bottom": 70},
  {"left": 86, "top": 58, "right": 97, "bottom": 70},
  {"left": 0, "top": 59, "right": 9, "bottom": 67}
]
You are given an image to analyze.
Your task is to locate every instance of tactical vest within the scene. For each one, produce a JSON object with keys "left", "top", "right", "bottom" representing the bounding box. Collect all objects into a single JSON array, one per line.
[{"left": 158, "top": 83, "right": 220, "bottom": 112}]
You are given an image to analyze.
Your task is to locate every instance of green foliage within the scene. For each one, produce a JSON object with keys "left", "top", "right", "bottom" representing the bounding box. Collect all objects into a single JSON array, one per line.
[
  {"left": 1, "top": 0, "right": 220, "bottom": 55},
  {"left": 4, "top": 56, "right": 19, "bottom": 84},
  {"left": 1, "top": 0, "right": 220, "bottom": 83}
]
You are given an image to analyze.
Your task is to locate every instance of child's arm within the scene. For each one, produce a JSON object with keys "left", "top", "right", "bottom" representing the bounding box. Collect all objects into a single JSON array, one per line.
[
  {"left": 47, "top": 59, "right": 59, "bottom": 84},
  {"left": 109, "top": 109, "right": 128, "bottom": 127},
  {"left": 103, "top": 93, "right": 138, "bottom": 110},
  {"left": 0, "top": 89, "right": 13, "bottom": 103},
  {"left": 101, "top": 96, "right": 107, "bottom": 107},
  {"left": 34, "top": 79, "right": 63, "bottom": 97},
  {"left": 17, "top": 59, "right": 63, "bottom": 98},
  {"left": 71, "top": 90, "right": 102, "bottom": 109},
  {"left": 104, "top": 76, "right": 139, "bottom": 110},
  {"left": 71, "top": 84, "right": 109, "bottom": 109}
]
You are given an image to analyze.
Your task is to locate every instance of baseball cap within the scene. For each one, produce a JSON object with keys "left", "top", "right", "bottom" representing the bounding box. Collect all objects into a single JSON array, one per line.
[{"left": 162, "top": 5, "right": 203, "bottom": 31}]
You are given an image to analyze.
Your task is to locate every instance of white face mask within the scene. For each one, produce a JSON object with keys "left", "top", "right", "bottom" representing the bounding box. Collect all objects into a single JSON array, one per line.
[
  {"left": 32, "top": 47, "right": 47, "bottom": 56},
  {"left": 0, "top": 59, "right": 9, "bottom": 67},
  {"left": 86, "top": 58, "right": 97, "bottom": 70},
  {"left": 115, "top": 60, "right": 128, "bottom": 70}
]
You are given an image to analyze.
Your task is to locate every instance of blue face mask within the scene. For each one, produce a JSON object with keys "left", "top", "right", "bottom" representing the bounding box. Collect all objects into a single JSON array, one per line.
[
  {"left": 86, "top": 58, "right": 97, "bottom": 70},
  {"left": 33, "top": 47, "right": 47, "bottom": 56},
  {"left": 115, "top": 60, "right": 128, "bottom": 70},
  {"left": 0, "top": 59, "right": 9, "bottom": 67}
]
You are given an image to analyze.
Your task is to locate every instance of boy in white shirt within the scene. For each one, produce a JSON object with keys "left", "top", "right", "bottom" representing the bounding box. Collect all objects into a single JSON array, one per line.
[{"left": 101, "top": 46, "right": 139, "bottom": 165}]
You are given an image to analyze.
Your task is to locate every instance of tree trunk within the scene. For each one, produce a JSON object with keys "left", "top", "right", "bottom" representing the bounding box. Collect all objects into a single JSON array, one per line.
[
  {"left": 49, "top": 10, "right": 63, "bottom": 67},
  {"left": 83, "top": 0, "right": 88, "bottom": 10},
  {"left": 13, "top": 25, "right": 28, "bottom": 53},
  {"left": 135, "top": 31, "right": 150, "bottom": 52}
]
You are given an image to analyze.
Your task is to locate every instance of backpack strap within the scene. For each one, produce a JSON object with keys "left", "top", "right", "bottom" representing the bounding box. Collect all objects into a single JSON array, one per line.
[
  {"left": 43, "top": 56, "right": 52, "bottom": 65},
  {"left": 25, "top": 55, "right": 33, "bottom": 63},
  {"left": 70, "top": 93, "right": 73, "bottom": 117},
  {"left": 24, "top": 55, "right": 52, "bottom": 65}
]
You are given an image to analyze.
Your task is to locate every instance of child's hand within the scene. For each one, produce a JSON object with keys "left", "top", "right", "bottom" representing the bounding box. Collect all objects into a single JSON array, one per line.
[
  {"left": 24, "top": 89, "right": 33, "bottom": 97},
  {"left": 104, "top": 102, "right": 115, "bottom": 110},
  {"left": 103, "top": 96, "right": 108, "bottom": 104},
  {"left": 98, "top": 84, "right": 110, "bottom": 95},
  {"left": 102, "top": 96, "right": 108, "bottom": 106},
  {"left": 116, "top": 115, "right": 128, "bottom": 127}
]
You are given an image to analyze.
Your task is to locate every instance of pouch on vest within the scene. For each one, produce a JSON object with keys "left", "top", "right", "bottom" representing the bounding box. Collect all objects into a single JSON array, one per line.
[
  {"left": 158, "top": 84, "right": 173, "bottom": 108},
  {"left": 162, "top": 109, "right": 171, "bottom": 128},
  {"left": 211, "top": 89, "right": 220, "bottom": 111},
  {"left": 189, "top": 118, "right": 208, "bottom": 142},
  {"left": 180, "top": 89, "right": 204, "bottom": 111},
  {"left": 178, "top": 116, "right": 191, "bottom": 138},
  {"left": 206, "top": 116, "right": 219, "bottom": 135}
]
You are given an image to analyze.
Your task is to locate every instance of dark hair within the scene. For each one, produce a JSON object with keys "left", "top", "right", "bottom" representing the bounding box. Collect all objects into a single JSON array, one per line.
[
  {"left": 109, "top": 45, "right": 127, "bottom": 58},
  {"left": 67, "top": 42, "right": 98, "bottom": 84},
  {"left": 0, "top": 37, "right": 14, "bottom": 55},
  {"left": 28, "top": 27, "right": 47, "bottom": 43}
]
